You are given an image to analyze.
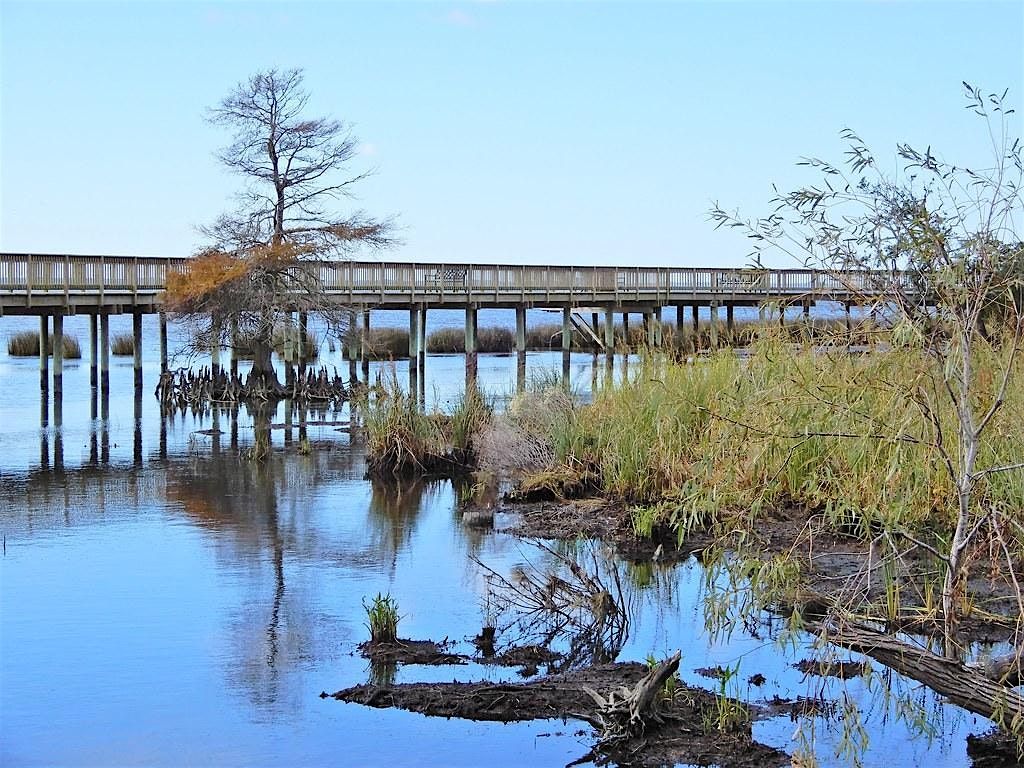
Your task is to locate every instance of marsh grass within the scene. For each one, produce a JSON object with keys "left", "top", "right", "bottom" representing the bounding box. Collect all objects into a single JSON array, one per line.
[
  {"left": 426, "top": 326, "right": 514, "bottom": 354},
  {"left": 7, "top": 331, "right": 82, "bottom": 359},
  {"left": 509, "top": 331, "right": 1022, "bottom": 547},
  {"left": 111, "top": 333, "right": 135, "bottom": 356},
  {"left": 363, "top": 592, "right": 400, "bottom": 645},
  {"left": 364, "top": 328, "right": 410, "bottom": 359},
  {"left": 363, "top": 372, "right": 492, "bottom": 474}
]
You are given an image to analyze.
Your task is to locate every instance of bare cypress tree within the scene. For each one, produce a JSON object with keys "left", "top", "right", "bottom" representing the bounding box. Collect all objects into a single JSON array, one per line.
[{"left": 165, "top": 68, "right": 392, "bottom": 389}]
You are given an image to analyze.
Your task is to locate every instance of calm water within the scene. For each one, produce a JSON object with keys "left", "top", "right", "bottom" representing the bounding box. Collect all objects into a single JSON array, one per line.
[{"left": 0, "top": 314, "right": 1000, "bottom": 767}]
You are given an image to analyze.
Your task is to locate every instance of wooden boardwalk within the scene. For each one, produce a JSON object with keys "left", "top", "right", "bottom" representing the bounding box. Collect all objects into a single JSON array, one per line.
[
  {"left": 1, "top": 252, "right": 901, "bottom": 396},
  {"left": 0, "top": 253, "right": 896, "bottom": 314}
]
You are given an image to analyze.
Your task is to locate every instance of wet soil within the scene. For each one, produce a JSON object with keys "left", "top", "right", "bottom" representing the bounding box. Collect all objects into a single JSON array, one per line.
[
  {"left": 793, "top": 658, "right": 868, "bottom": 680},
  {"left": 966, "top": 728, "right": 1024, "bottom": 767},
  {"left": 323, "top": 661, "right": 789, "bottom": 768},
  {"left": 359, "top": 639, "right": 465, "bottom": 666},
  {"left": 493, "top": 497, "right": 1022, "bottom": 645}
]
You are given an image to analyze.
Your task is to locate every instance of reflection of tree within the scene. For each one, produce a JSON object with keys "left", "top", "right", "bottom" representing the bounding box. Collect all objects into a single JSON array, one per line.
[
  {"left": 366, "top": 476, "right": 434, "bottom": 572},
  {"left": 475, "top": 540, "right": 634, "bottom": 672},
  {"left": 165, "top": 450, "right": 345, "bottom": 711}
]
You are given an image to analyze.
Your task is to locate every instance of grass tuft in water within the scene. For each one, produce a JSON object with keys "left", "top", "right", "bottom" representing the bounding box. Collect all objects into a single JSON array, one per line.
[
  {"left": 364, "top": 592, "right": 400, "bottom": 645},
  {"left": 7, "top": 330, "right": 82, "bottom": 359},
  {"left": 111, "top": 333, "right": 135, "bottom": 356}
]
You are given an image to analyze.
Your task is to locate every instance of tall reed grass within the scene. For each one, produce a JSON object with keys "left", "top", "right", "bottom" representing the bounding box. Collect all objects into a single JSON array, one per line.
[
  {"left": 426, "top": 326, "right": 514, "bottom": 354},
  {"left": 494, "top": 337, "right": 1023, "bottom": 544},
  {"left": 363, "top": 372, "right": 493, "bottom": 474},
  {"left": 111, "top": 333, "right": 135, "bottom": 356},
  {"left": 7, "top": 331, "right": 82, "bottom": 359}
]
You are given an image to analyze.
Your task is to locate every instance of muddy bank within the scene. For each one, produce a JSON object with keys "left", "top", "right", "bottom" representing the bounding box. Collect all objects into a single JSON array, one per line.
[
  {"left": 359, "top": 638, "right": 465, "bottom": 666},
  {"left": 323, "top": 661, "right": 789, "bottom": 768},
  {"left": 492, "top": 497, "right": 1021, "bottom": 644}
]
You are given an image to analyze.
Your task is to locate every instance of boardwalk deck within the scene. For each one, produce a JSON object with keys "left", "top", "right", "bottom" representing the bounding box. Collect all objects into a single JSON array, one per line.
[{"left": 0, "top": 253, "right": 899, "bottom": 315}]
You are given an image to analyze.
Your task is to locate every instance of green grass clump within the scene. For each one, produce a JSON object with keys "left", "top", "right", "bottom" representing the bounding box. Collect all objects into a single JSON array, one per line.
[
  {"left": 512, "top": 334, "right": 1022, "bottom": 547},
  {"left": 7, "top": 330, "right": 82, "bottom": 358},
  {"left": 364, "top": 328, "right": 410, "bottom": 359},
  {"left": 364, "top": 593, "right": 400, "bottom": 645},
  {"left": 111, "top": 333, "right": 135, "bottom": 356},
  {"left": 426, "top": 326, "right": 514, "bottom": 354},
  {"left": 363, "top": 373, "right": 492, "bottom": 474}
]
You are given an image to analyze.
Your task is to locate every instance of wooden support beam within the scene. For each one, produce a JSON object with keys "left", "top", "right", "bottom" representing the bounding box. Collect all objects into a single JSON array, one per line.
[
  {"left": 361, "top": 309, "right": 370, "bottom": 380},
  {"left": 132, "top": 312, "right": 143, "bottom": 390},
  {"left": 298, "top": 311, "right": 308, "bottom": 379},
  {"left": 100, "top": 312, "right": 110, "bottom": 394},
  {"left": 228, "top": 317, "right": 237, "bottom": 377},
  {"left": 409, "top": 307, "right": 420, "bottom": 394},
  {"left": 418, "top": 306, "right": 427, "bottom": 403},
  {"left": 53, "top": 313, "right": 64, "bottom": 396},
  {"left": 159, "top": 314, "right": 168, "bottom": 375},
  {"left": 466, "top": 305, "right": 478, "bottom": 386},
  {"left": 211, "top": 318, "right": 221, "bottom": 377},
  {"left": 39, "top": 315, "right": 49, "bottom": 392},
  {"left": 90, "top": 314, "right": 98, "bottom": 387}
]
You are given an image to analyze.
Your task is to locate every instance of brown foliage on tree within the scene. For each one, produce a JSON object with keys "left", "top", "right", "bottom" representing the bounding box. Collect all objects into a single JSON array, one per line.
[{"left": 166, "top": 68, "right": 393, "bottom": 387}]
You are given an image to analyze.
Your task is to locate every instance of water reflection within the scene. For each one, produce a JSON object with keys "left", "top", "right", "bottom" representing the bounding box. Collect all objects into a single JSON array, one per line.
[
  {"left": 367, "top": 476, "right": 434, "bottom": 572},
  {"left": 2, "top": 346, "right": 1014, "bottom": 768}
]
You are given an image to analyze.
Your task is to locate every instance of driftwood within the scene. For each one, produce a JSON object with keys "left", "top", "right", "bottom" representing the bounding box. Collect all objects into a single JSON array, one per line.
[
  {"left": 814, "top": 620, "right": 1024, "bottom": 728},
  {"left": 578, "top": 651, "right": 682, "bottom": 744},
  {"left": 325, "top": 660, "right": 788, "bottom": 768},
  {"left": 983, "top": 647, "right": 1024, "bottom": 688}
]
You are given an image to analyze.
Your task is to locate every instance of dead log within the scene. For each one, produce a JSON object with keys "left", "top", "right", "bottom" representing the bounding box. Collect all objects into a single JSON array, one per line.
[
  {"left": 579, "top": 650, "right": 681, "bottom": 743},
  {"left": 983, "top": 647, "right": 1024, "bottom": 688},
  {"left": 812, "top": 621, "right": 1024, "bottom": 728}
]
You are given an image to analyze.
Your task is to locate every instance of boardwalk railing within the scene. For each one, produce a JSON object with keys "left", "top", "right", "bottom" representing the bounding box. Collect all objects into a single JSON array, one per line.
[{"left": 0, "top": 253, "right": 902, "bottom": 307}]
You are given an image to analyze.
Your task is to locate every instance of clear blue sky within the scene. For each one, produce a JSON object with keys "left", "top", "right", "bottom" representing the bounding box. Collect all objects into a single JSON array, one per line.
[{"left": 1, "top": 1, "right": 1021, "bottom": 267}]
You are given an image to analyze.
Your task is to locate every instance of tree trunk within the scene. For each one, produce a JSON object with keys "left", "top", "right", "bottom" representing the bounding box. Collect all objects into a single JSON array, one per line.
[
  {"left": 814, "top": 621, "right": 1024, "bottom": 728},
  {"left": 250, "top": 337, "right": 281, "bottom": 389}
]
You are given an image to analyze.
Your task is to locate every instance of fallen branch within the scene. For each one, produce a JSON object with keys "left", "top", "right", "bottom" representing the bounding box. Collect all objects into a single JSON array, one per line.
[{"left": 813, "top": 620, "right": 1024, "bottom": 728}]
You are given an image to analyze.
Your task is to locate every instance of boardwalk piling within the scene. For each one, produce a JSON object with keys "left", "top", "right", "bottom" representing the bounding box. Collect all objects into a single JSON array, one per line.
[
  {"left": 417, "top": 306, "right": 427, "bottom": 403},
  {"left": 361, "top": 309, "right": 370, "bottom": 380},
  {"left": 132, "top": 312, "right": 142, "bottom": 389},
  {"left": 298, "top": 312, "right": 308, "bottom": 379},
  {"left": 53, "top": 313, "right": 64, "bottom": 397},
  {"left": 39, "top": 316, "right": 49, "bottom": 392},
  {"left": 229, "top": 318, "right": 238, "bottom": 377},
  {"left": 211, "top": 318, "right": 221, "bottom": 377},
  {"left": 561, "top": 307, "right": 571, "bottom": 385},
  {"left": 409, "top": 307, "right": 420, "bottom": 393},
  {"left": 604, "top": 308, "right": 614, "bottom": 356},
  {"left": 100, "top": 312, "right": 110, "bottom": 394},
  {"left": 90, "top": 314, "right": 98, "bottom": 387},
  {"left": 515, "top": 305, "right": 527, "bottom": 392},
  {"left": 465, "top": 305, "right": 478, "bottom": 386},
  {"left": 160, "top": 313, "right": 169, "bottom": 374}
]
